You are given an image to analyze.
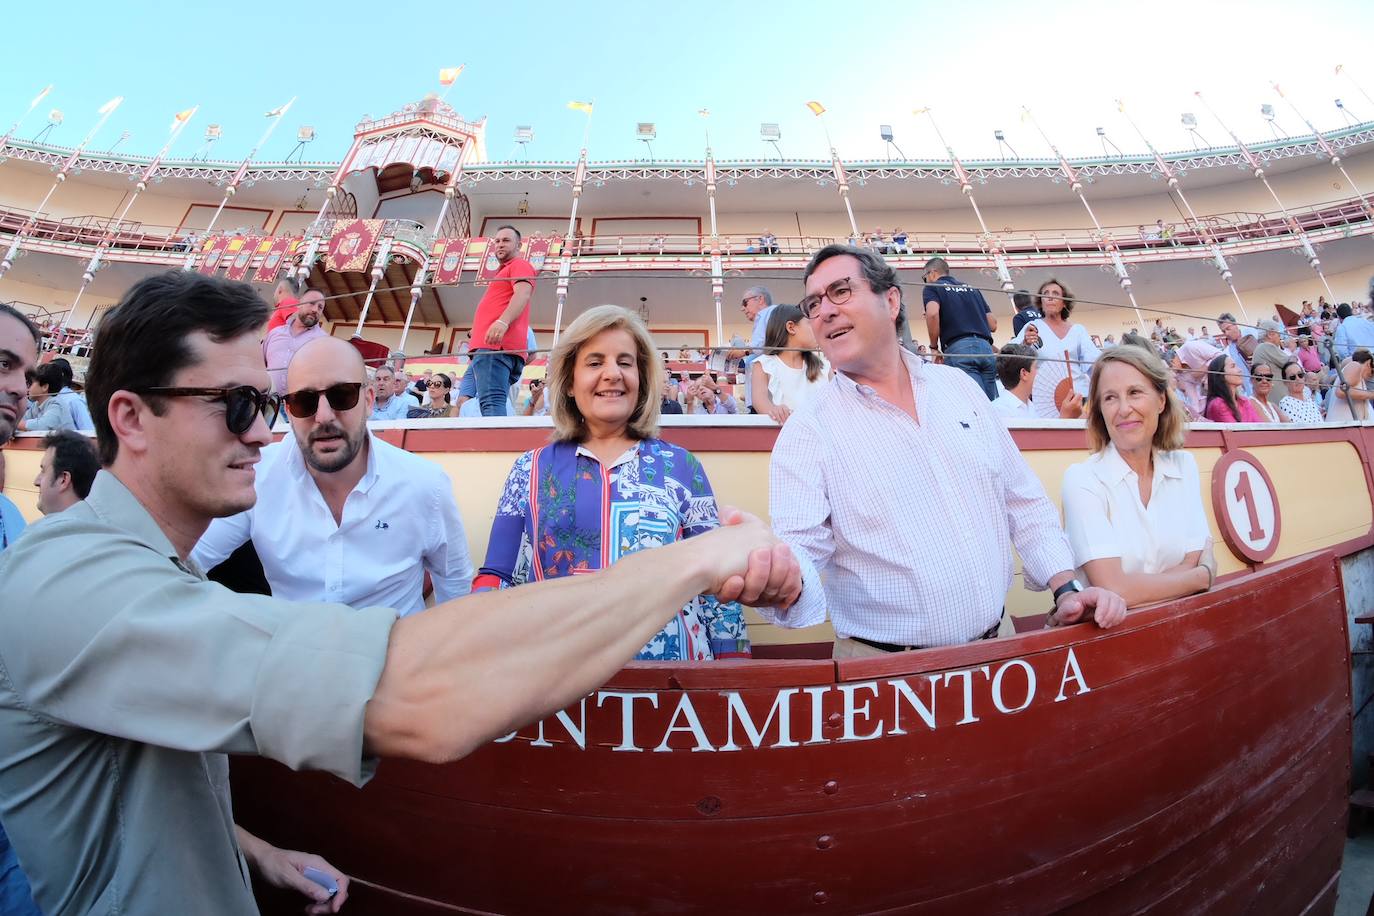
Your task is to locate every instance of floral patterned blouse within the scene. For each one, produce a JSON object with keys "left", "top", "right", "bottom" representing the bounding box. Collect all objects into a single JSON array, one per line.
[{"left": 474, "top": 438, "right": 751, "bottom": 661}]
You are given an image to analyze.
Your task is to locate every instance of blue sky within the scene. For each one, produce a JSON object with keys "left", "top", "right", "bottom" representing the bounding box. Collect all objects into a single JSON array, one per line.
[{"left": 3, "top": 1, "right": 1373, "bottom": 165}]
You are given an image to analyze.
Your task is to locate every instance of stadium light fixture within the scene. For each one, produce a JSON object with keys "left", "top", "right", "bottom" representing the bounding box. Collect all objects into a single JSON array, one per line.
[{"left": 760, "top": 123, "right": 783, "bottom": 160}]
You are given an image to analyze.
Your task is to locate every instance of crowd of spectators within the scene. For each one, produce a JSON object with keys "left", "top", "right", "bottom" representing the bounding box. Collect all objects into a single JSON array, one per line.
[{"left": 0, "top": 250, "right": 1361, "bottom": 912}]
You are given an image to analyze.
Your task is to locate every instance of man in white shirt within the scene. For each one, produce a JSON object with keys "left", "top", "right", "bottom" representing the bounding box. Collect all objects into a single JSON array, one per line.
[
  {"left": 992, "top": 343, "right": 1037, "bottom": 419},
  {"left": 761, "top": 244, "right": 1126, "bottom": 656},
  {"left": 193, "top": 336, "right": 473, "bottom": 615}
]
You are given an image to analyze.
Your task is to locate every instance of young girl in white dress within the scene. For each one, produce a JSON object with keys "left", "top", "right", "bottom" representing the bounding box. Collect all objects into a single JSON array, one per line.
[{"left": 750, "top": 304, "right": 831, "bottom": 424}]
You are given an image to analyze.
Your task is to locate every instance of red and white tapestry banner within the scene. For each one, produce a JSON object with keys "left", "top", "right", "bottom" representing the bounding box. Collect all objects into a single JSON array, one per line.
[
  {"left": 430, "top": 237, "right": 470, "bottom": 286},
  {"left": 197, "top": 235, "right": 229, "bottom": 275},
  {"left": 474, "top": 236, "right": 559, "bottom": 285},
  {"left": 253, "top": 236, "right": 294, "bottom": 284},
  {"left": 324, "top": 219, "right": 382, "bottom": 273},
  {"left": 224, "top": 236, "right": 262, "bottom": 282}
]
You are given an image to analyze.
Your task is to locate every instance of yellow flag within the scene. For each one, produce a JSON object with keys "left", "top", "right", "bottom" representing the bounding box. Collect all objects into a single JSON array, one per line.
[
  {"left": 697, "top": 108, "right": 710, "bottom": 118},
  {"left": 806, "top": 101, "right": 826, "bottom": 116},
  {"left": 98, "top": 96, "right": 123, "bottom": 116},
  {"left": 1336, "top": 64, "right": 1345, "bottom": 76},
  {"left": 567, "top": 100, "right": 594, "bottom": 114},
  {"left": 1115, "top": 99, "right": 1125, "bottom": 113},
  {"left": 170, "top": 106, "right": 198, "bottom": 133},
  {"left": 911, "top": 107, "right": 930, "bottom": 115},
  {"left": 439, "top": 65, "right": 465, "bottom": 86}
]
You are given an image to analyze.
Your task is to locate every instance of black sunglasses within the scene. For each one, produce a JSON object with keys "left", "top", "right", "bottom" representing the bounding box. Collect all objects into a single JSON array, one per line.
[
  {"left": 283, "top": 382, "right": 363, "bottom": 419},
  {"left": 134, "top": 386, "right": 282, "bottom": 435}
]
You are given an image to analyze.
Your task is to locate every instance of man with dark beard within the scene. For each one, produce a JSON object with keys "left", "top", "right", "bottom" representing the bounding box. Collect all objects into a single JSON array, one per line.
[
  {"left": 193, "top": 335, "right": 473, "bottom": 614},
  {"left": 262, "top": 287, "right": 327, "bottom": 393}
]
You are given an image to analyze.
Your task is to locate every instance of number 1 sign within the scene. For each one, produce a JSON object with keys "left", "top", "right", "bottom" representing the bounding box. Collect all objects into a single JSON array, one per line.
[{"left": 1210, "top": 450, "right": 1282, "bottom": 564}]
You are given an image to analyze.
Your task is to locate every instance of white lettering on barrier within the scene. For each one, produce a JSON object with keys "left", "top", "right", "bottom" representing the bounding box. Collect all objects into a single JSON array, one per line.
[
  {"left": 943, "top": 666, "right": 991, "bottom": 725},
  {"left": 719, "top": 689, "right": 800, "bottom": 751},
  {"left": 839, "top": 682, "right": 883, "bottom": 742},
  {"left": 598, "top": 691, "right": 660, "bottom": 752},
  {"left": 530, "top": 698, "right": 588, "bottom": 749},
  {"left": 802, "top": 685, "right": 829, "bottom": 745},
  {"left": 654, "top": 694, "right": 716, "bottom": 753},
  {"left": 501, "top": 649, "right": 1091, "bottom": 752},
  {"left": 1055, "top": 647, "right": 1090, "bottom": 703},
  {"left": 887, "top": 674, "right": 940, "bottom": 736},
  {"left": 991, "top": 659, "right": 1036, "bottom": 714}
]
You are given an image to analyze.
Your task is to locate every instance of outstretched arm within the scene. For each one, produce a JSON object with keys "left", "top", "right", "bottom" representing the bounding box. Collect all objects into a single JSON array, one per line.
[{"left": 364, "top": 509, "right": 799, "bottom": 763}]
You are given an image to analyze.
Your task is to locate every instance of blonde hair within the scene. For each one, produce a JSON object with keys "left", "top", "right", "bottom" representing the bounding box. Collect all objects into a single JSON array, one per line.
[
  {"left": 1085, "top": 343, "right": 1189, "bottom": 453},
  {"left": 547, "top": 305, "right": 662, "bottom": 442}
]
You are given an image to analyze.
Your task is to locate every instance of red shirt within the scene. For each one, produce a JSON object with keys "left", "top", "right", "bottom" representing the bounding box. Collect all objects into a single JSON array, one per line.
[
  {"left": 266, "top": 297, "right": 299, "bottom": 333},
  {"left": 471, "top": 258, "right": 535, "bottom": 357}
]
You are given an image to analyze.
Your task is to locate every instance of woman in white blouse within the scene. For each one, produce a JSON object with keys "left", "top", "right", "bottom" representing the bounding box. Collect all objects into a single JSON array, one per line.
[
  {"left": 1279, "top": 361, "right": 1324, "bottom": 423},
  {"left": 1062, "top": 345, "right": 1215, "bottom": 607},
  {"left": 750, "top": 304, "right": 831, "bottom": 423},
  {"left": 1012, "top": 278, "right": 1101, "bottom": 397}
]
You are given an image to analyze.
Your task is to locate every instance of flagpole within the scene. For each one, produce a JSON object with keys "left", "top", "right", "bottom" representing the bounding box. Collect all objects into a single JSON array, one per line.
[
  {"left": 1022, "top": 107, "right": 1145, "bottom": 330},
  {"left": 68, "top": 107, "right": 198, "bottom": 328},
  {"left": 1195, "top": 91, "right": 1337, "bottom": 302},
  {"left": 1116, "top": 99, "right": 1252, "bottom": 323},
  {"left": 0, "top": 85, "right": 53, "bottom": 161},
  {"left": 1272, "top": 83, "right": 1373, "bottom": 225},
  {"left": 552, "top": 102, "right": 594, "bottom": 350},
  {"left": 704, "top": 140, "right": 724, "bottom": 346},
  {"left": 917, "top": 108, "right": 1016, "bottom": 306},
  {"left": 1336, "top": 64, "right": 1374, "bottom": 111},
  {"left": 353, "top": 237, "right": 392, "bottom": 335},
  {"left": 808, "top": 105, "right": 860, "bottom": 239},
  {"left": 184, "top": 98, "right": 295, "bottom": 271},
  {"left": 1, "top": 97, "right": 122, "bottom": 279}
]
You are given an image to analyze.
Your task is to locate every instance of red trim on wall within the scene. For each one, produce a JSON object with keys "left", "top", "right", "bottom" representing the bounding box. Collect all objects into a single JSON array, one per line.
[
  {"left": 588, "top": 215, "right": 703, "bottom": 238},
  {"left": 175, "top": 203, "right": 274, "bottom": 234},
  {"left": 476, "top": 216, "right": 582, "bottom": 237}
]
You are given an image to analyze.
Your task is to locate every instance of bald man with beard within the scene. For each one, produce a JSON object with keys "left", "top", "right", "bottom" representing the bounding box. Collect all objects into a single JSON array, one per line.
[{"left": 193, "top": 336, "right": 474, "bottom": 615}]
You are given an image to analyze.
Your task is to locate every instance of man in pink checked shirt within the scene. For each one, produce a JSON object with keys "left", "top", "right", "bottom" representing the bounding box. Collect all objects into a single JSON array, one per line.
[{"left": 758, "top": 244, "right": 1127, "bottom": 658}]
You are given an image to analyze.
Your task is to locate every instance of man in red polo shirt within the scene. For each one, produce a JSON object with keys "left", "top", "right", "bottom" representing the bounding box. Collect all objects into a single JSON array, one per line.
[
  {"left": 265, "top": 276, "right": 301, "bottom": 333},
  {"left": 470, "top": 225, "right": 535, "bottom": 415}
]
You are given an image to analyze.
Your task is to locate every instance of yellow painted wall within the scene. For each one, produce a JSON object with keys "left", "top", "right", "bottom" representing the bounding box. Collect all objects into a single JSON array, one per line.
[{"left": 5, "top": 427, "right": 1370, "bottom": 646}]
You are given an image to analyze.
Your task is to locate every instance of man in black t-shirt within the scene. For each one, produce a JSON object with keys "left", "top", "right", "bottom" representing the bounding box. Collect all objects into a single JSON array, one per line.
[
  {"left": 922, "top": 257, "right": 998, "bottom": 399},
  {"left": 1010, "top": 289, "right": 1043, "bottom": 336}
]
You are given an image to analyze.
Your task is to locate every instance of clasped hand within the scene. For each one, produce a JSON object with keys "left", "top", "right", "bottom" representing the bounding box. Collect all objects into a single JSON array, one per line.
[
  {"left": 697, "top": 506, "right": 803, "bottom": 608},
  {"left": 1048, "top": 586, "right": 1128, "bottom": 630}
]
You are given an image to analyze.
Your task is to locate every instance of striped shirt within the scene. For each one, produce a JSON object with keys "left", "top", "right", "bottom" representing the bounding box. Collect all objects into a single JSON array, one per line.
[{"left": 761, "top": 347, "right": 1074, "bottom": 647}]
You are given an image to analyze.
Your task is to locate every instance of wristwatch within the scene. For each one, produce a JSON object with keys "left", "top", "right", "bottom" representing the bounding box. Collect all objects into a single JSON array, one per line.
[{"left": 1051, "top": 579, "right": 1084, "bottom": 608}]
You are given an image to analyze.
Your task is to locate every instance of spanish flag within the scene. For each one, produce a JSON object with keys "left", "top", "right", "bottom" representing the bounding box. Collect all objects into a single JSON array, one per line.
[
  {"left": 806, "top": 101, "right": 826, "bottom": 116},
  {"left": 264, "top": 98, "right": 295, "bottom": 119},
  {"left": 567, "top": 100, "right": 594, "bottom": 114},
  {"left": 439, "top": 65, "right": 465, "bottom": 86},
  {"left": 170, "top": 106, "right": 198, "bottom": 132}
]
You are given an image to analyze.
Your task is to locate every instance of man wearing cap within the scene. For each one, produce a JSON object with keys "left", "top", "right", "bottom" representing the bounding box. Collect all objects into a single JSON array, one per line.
[{"left": 1251, "top": 319, "right": 1293, "bottom": 408}]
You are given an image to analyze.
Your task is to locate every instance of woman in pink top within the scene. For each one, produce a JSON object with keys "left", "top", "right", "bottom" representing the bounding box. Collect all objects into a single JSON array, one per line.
[
  {"left": 1203, "top": 353, "right": 1263, "bottom": 422},
  {"left": 1171, "top": 339, "right": 1221, "bottom": 418}
]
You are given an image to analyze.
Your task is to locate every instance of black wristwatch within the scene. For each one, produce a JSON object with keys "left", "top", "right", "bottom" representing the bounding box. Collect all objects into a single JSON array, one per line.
[{"left": 1051, "top": 579, "right": 1084, "bottom": 608}]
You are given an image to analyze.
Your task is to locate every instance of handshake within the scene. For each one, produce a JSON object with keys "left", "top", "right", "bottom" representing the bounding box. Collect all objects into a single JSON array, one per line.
[{"left": 676, "top": 506, "right": 803, "bottom": 609}]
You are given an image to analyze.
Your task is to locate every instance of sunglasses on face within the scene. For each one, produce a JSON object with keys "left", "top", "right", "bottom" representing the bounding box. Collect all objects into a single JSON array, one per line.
[
  {"left": 426, "top": 379, "right": 450, "bottom": 389},
  {"left": 282, "top": 382, "right": 363, "bottom": 419},
  {"left": 133, "top": 385, "right": 282, "bottom": 435},
  {"left": 1253, "top": 373, "right": 1273, "bottom": 381},
  {"left": 800, "top": 277, "right": 864, "bottom": 319}
]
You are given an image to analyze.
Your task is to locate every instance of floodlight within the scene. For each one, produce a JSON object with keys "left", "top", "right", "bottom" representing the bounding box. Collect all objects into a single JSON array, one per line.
[
  {"left": 1095, "top": 126, "right": 1105, "bottom": 137},
  {"left": 993, "top": 129, "right": 1005, "bottom": 141},
  {"left": 879, "top": 124, "right": 894, "bottom": 142},
  {"left": 1181, "top": 113, "right": 1198, "bottom": 129},
  {"left": 297, "top": 126, "right": 316, "bottom": 142},
  {"left": 760, "top": 123, "right": 781, "bottom": 142},
  {"left": 513, "top": 125, "right": 534, "bottom": 143},
  {"left": 204, "top": 125, "right": 222, "bottom": 140},
  {"left": 636, "top": 123, "right": 657, "bottom": 140},
  {"left": 1260, "top": 104, "right": 1276, "bottom": 121}
]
